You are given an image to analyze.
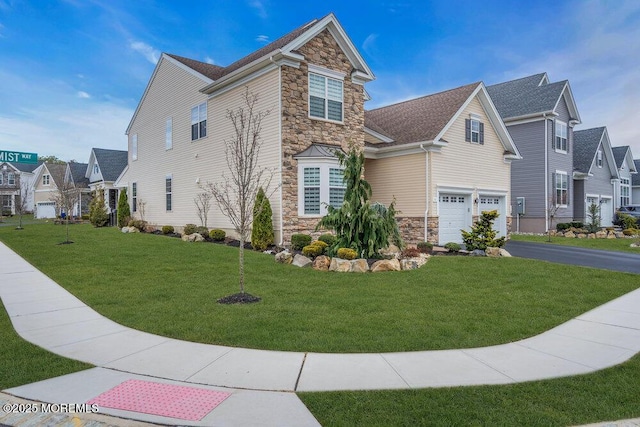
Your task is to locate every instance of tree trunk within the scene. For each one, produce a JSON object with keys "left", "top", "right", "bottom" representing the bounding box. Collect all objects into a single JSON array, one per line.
[{"left": 239, "top": 235, "right": 245, "bottom": 294}]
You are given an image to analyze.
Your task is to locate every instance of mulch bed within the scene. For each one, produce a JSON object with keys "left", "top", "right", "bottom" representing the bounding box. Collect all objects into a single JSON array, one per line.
[{"left": 217, "top": 293, "right": 262, "bottom": 304}]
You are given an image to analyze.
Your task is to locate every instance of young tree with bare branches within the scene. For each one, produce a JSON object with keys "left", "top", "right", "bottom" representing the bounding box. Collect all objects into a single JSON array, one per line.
[
  {"left": 204, "top": 87, "right": 276, "bottom": 302},
  {"left": 194, "top": 191, "right": 212, "bottom": 228},
  {"left": 52, "top": 177, "right": 80, "bottom": 244},
  {"left": 14, "top": 174, "right": 34, "bottom": 230}
]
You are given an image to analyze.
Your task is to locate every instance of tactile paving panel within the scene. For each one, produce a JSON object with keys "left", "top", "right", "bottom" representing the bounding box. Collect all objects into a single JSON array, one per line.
[{"left": 87, "top": 379, "right": 231, "bottom": 421}]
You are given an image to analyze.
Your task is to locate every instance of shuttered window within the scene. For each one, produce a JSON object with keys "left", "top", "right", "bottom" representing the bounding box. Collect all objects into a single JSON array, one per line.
[
  {"left": 303, "top": 167, "right": 321, "bottom": 214},
  {"left": 309, "top": 72, "right": 343, "bottom": 122},
  {"left": 329, "top": 168, "right": 346, "bottom": 208},
  {"left": 465, "top": 119, "right": 484, "bottom": 144}
]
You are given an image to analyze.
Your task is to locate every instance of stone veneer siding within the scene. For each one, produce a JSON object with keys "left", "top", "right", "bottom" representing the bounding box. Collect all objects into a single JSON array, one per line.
[
  {"left": 397, "top": 217, "right": 426, "bottom": 244},
  {"left": 280, "top": 29, "right": 365, "bottom": 244}
]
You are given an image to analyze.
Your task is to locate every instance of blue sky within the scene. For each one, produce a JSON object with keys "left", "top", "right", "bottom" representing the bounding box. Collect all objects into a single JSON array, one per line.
[{"left": 0, "top": 0, "right": 639, "bottom": 162}]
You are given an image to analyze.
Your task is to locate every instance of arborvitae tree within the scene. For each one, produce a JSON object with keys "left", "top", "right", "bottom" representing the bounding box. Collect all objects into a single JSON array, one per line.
[
  {"left": 461, "top": 210, "right": 505, "bottom": 251},
  {"left": 251, "top": 187, "right": 274, "bottom": 251},
  {"left": 117, "top": 188, "right": 131, "bottom": 228},
  {"left": 89, "top": 189, "right": 109, "bottom": 227}
]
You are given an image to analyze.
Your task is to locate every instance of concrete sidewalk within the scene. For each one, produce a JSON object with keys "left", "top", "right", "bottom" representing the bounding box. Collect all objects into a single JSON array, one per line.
[{"left": 1, "top": 241, "right": 640, "bottom": 425}]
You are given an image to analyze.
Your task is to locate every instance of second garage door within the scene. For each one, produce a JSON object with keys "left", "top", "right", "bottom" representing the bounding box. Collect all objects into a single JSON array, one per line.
[
  {"left": 479, "top": 195, "right": 506, "bottom": 237},
  {"left": 438, "top": 194, "right": 470, "bottom": 245}
]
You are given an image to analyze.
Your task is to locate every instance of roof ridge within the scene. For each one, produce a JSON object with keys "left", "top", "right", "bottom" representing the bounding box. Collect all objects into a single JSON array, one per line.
[
  {"left": 367, "top": 81, "right": 480, "bottom": 113},
  {"left": 487, "top": 72, "right": 547, "bottom": 88}
]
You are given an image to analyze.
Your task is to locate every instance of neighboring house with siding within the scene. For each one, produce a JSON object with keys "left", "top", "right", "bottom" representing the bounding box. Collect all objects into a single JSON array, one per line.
[
  {"left": 487, "top": 73, "right": 581, "bottom": 233},
  {"left": 4, "top": 162, "right": 41, "bottom": 214},
  {"left": 118, "top": 13, "right": 375, "bottom": 244},
  {"left": 86, "top": 148, "right": 128, "bottom": 214},
  {"left": 0, "top": 162, "right": 21, "bottom": 215},
  {"left": 572, "top": 127, "right": 618, "bottom": 226},
  {"left": 633, "top": 159, "right": 640, "bottom": 203},
  {"left": 66, "top": 162, "right": 91, "bottom": 217},
  {"left": 33, "top": 163, "right": 66, "bottom": 218},
  {"left": 363, "top": 82, "right": 521, "bottom": 244},
  {"left": 611, "top": 146, "right": 637, "bottom": 208}
]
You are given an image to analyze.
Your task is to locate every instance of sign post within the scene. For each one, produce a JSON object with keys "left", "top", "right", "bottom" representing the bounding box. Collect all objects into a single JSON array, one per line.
[{"left": 0, "top": 150, "right": 38, "bottom": 164}]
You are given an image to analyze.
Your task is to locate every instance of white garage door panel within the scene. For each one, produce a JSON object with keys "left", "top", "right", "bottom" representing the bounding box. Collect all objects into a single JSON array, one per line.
[
  {"left": 36, "top": 202, "right": 56, "bottom": 219},
  {"left": 479, "top": 196, "right": 506, "bottom": 237},
  {"left": 600, "top": 198, "right": 613, "bottom": 226},
  {"left": 439, "top": 194, "right": 469, "bottom": 245}
]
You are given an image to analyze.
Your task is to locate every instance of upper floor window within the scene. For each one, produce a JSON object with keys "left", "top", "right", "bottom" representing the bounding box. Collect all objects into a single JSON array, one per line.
[
  {"left": 554, "top": 171, "right": 569, "bottom": 206},
  {"left": 43, "top": 174, "right": 50, "bottom": 186},
  {"left": 465, "top": 118, "right": 484, "bottom": 144},
  {"left": 165, "top": 175, "right": 172, "bottom": 211},
  {"left": 596, "top": 150, "right": 603, "bottom": 168},
  {"left": 8, "top": 172, "right": 15, "bottom": 185},
  {"left": 309, "top": 72, "right": 343, "bottom": 122},
  {"left": 0, "top": 173, "right": 3, "bottom": 185},
  {"left": 621, "top": 178, "right": 630, "bottom": 206},
  {"left": 132, "top": 134, "right": 138, "bottom": 161},
  {"left": 166, "top": 117, "right": 173, "bottom": 150},
  {"left": 93, "top": 164, "right": 99, "bottom": 174},
  {"left": 191, "top": 103, "right": 207, "bottom": 140},
  {"left": 555, "top": 121, "right": 568, "bottom": 152}
]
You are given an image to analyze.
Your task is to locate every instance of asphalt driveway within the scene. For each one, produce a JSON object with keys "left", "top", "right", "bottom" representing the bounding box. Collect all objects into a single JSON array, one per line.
[{"left": 505, "top": 240, "right": 640, "bottom": 274}]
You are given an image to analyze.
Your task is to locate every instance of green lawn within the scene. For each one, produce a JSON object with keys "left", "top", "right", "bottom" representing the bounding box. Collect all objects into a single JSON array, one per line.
[
  {"left": 510, "top": 232, "right": 640, "bottom": 253},
  {"left": 0, "top": 223, "right": 638, "bottom": 353}
]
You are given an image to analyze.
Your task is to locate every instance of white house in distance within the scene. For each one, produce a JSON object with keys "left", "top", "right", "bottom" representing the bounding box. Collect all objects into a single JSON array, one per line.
[{"left": 86, "top": 148, "right": 128, "bottom": 214}]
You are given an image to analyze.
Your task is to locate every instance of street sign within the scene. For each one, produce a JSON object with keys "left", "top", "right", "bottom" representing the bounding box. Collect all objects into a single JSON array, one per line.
[{"left": 0, "top": 150, "right": 38, "bottom": 164}]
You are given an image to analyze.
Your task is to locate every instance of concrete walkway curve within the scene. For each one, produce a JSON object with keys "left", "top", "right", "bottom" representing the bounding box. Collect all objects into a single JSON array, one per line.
[{"left": 1, "top": 241, "right": 640, "bottom": 425}]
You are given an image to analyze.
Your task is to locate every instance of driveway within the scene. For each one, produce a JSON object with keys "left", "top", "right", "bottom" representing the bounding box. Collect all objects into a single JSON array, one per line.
[{"left": 505, "top": 240, "right": 640, "bottom": 274}]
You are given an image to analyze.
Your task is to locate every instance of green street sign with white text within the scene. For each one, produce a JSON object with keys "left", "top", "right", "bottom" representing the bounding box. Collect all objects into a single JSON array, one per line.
[{"left": 0, "top": 150, "right": 38, "bottom": 164}]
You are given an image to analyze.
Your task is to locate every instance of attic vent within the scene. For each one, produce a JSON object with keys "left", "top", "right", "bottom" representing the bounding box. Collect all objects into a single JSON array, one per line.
[{"left": 469, "top": 113, "right": 482, "bottom": 120}]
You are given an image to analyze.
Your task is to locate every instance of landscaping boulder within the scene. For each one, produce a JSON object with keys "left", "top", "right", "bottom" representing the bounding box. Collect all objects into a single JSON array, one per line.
[
  {"left": 615, "top": 232, "right": 625, "bottom": 239},
  {"left": 595, "top": 230, "right": 607, "bottom": 239},
  {"left": 121, "top": 226, "right": 138, "bottom": 233},
  {"left": 329, "top": 258, "right": 351, "bottom": 272},
  {"left": 588, "top": 233, "right": 596, "bottom": 239},
  {"left": 576, "top": 233, "right": 586, "bottom": 238},
  {"left": 313, "top": 255, "right": 331, "bottom": 271},
  {"left": 275, "top": 250, "right": 293, "bottom": 264},
  {"left": 564, "top": 230, "right": 575, "bottom": 238},
  {"left": 182, "top": 233, "right": 204, "bottom": 242},
  {"left": 607, "top": 231, "right": 616, "bottom": 239},
  {"left": 400, "top": 259, "right": 418, "bottom": 270},
  {"left": 485, "top": 247, "right": 501, "bottom": 257},
  {"left": 350, "top": 259, "right": 369, "bottom": 273},
  {"left": 292, "top": 254, "right": 312, "bottom": 268},
  {"left": 371, "top": 259, "right": 401, "bottom": 272},
  {"left": 470, "top": 249, "right": 486, "bottom": 257},
  {"left": 499, "top": 249, "right": 512, "bottom": 257}
]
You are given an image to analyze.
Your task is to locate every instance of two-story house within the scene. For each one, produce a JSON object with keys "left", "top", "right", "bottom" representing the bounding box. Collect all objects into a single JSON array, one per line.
[
  {"left": 363, "top": 82, "right": 521, "bottom": 245},
  {"left": 0, "top": 162, "right": 21, "bottom": 215},
  {"left": 487, "top": 73, "right": 581, "bottom": 233},
  {"left": 611, "top": 146, "right": 637, "bottom": 208},
  {"left": 572, "top": 127, "right": 618, "bottom": 226},
  {"left": 67, "top": 162, "right": 91, "bottom": 217},
  {"left": 33, "top": 163, "right": 66, "bottom": 218},
  {"left": 86, "top": 148, "right": 128, "bottom": 215},
  {"left": 120, "top": 13, "right": 375, "bottom": 244}
]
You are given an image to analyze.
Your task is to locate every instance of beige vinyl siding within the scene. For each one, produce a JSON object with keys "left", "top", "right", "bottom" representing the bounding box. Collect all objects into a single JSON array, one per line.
[
  {"left": 126, "top": 58, "right": 281, "bottom": 238},
  {"left": 430, "top": 96, "right": 511, "bottom": 214},
  {"left": 365, "top": 154, "right": 426, "bottom": 217}
]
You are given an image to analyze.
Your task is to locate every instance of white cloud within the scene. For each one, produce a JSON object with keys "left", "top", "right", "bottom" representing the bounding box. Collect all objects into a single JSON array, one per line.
[
  {"left": 77, "top": 91, "right": 90, "bottom": 99},
  {"left": 255, "top": 34, "right": 269, "bottom": 44},
  {"left": 249, "top": 0, "right": 268, "bottom": 19},
  {"left": 130, "top": 40, "right": 160, "bottom": 64},
  {"left": 362, "top": 33, "right": 378, "bottom": 59},
  {"left": 204, "top": 56, "right": 215, "bottom": 65}
]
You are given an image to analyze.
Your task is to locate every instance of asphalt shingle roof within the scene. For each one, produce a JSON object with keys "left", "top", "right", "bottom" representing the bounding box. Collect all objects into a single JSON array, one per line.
[
  {"left": 486, "top": 73, "right": 567, "bottom": 120},
  {"left": 93, "top": 148, "right": 128, "bottom": 182},
  {"left": 9, "top": 161, "right": 42, "bottom": 173},
  {"left": 364, "top": 82, "right": 480, "bottom": 146},
  {"left": 573, "top": 127, "right": 605, "bottom": 174},
  {"left": 68, "top": 162, "right": 89, "bottom": 188},
  {"left": 45, "top": 163, "right": 66, "bottom": 188},
  {"left": 634, "top": 160, "right": 640, "bottom": 186},
  {"left": 612, "top": 146, "right": 631, "bottom": 169}
]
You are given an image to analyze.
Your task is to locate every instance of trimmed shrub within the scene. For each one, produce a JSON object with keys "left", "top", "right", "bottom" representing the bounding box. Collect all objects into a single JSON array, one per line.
[
  {"left": 402, "top": 247, "right": 421, "bottom": 258},
  {"left": 417, "top": 241, "right": 433, "bottom": 253},
  {"left": 291, "top": 234, "right": 312, "bottom": 250},
  {"left": 210, "top": 229, "right": 226, "bottom": 241},
  {"left": 162, "top": 225, "right": 174, "bottom": 235},
  {"left": 128, "top": 219, "right": 147, "bottom": 231},
  {"left": 556, "top": 223, "right": 570, "bottom": 231},
  {"left": 444, "top": 242, "right": 461, "bottom": 253},
  {"left": 195, "top": 226, "right": 209, "bottom": 237},
  {"left": 81, "top": 214, "right": 90, "bottom": 221},
  {"left": 337, "top": 247, "right": 357, "bottom": 260},
  {"left": 89, "top": 189, "right": 109, "bottom": 227},
  {"left": 117, "top": 189, "right": 131, "bottom": 228},
  {"left": 318, "top": 233, "right": 337, "bottom": 247},
  {"left": 570, "top": 221, "right": 584, "bottom": 229},
  {"left": 302, "top": 244, "right": 324, "bottom": 258},
  {"left": 461, "top": 210, "right": 505, "bottom": 251},
  {"left": 251, "top": 187, "right": 274, "bottom": 251},
  {"left": 623, "top": 228, "right": 639, "bottom": 236},
  {"left": 618, "top": 213, "right": 638, "bottom": 230},
  {"left": 183, "top": 224, "right": 198, "bottom": 235}
]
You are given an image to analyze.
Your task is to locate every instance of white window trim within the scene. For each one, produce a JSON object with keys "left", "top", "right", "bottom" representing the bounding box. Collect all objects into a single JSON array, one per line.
[
  {"left": 43, "top": 174, "right": 50, "bottom": 186},
  {"left": 555, "top": 170, "right": 569, "bottom": 207},
  {"left": 191, "top": 103, "right": 207, "bottom": 141},
  {"left": 131, "top": 182, "right": 137, "bottom": 213},
  {"left": 596, "top": 149, "right": 603, "bottom": 168},
  {"left": 166, "top": 117, "right": 173, "bottom": 150},
  {"left": 132, "top": 134, "right": 138, "bottom": 161},
  {"left": 297, "top": 158, "right": 344, "bottom": 217},
  {"left": 308, "top": 70, "right": 344, "bottom": 124},
  {"left": 620, "top": 178, "right": 630, "bottom": 206},
  {"left": 555, "top": 120, "right": 568, "bottom": 153},
  {"left": 165, "top": 174, "right": 172, "bottom": 212}
]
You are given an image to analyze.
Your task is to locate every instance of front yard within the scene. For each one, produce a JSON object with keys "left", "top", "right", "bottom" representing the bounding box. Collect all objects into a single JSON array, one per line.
[{"left": 1, "top": 223, "right": 639, "bottom": 425}]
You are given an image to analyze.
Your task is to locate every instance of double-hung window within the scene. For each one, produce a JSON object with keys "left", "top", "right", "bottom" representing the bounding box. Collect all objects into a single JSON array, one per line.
[
  {"left": 597, "top": 150, "right": 603, "bottom": 168},
  {"left": 131, "top": 182, "right": 137, "bottom": 213},
  {"left": 465, "top": 118, "right": 484, "bottom": 144},
  {"left": 621, "top": 178, "right": 630, "bottom": 206},
  {"left": 191, "top": 103, "right": 207, "bottom": 140},
  {"left": 0, "top": 173, "right": 3, "bottom": 185},
  {"left": 299, "top": 162, "right": 345, "bottom": 215},
  {"left": 555, "top": 121, "right": 568, "bottom": 152},
  {"left": 309, "top": 71, "right": 343, "bottom": 122},
  {"left": 555, "top": 172, "right": 569, "bottom": 206},
  {"left": 8, "top": 173, "right": 15, "bottom": 185},
  {"left": 43, "top": 174, "right": 50, "bottom": 186},
  {"left": 165, "top": 175, "right": 172, "bottom": 211}
]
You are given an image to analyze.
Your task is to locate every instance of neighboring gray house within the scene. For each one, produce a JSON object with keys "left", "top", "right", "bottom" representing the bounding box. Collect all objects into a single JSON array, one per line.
[
  {"left": 611, "top": 146, "right": 637, "bottom": 208},
  {"left": 4, "top": 161, "right": 42, "bottom": 214},
  {"left": 573, "top": 127, "right": 618, "bottom": 226},
  {"left": 633, "top": 159, "right": 640, "bottom": 203},
  {"left": 487, "top": 73, "right": 581, "bottom": 233},
  {"left": 66, "top": 162, "right": 91, "bottom": 217},
  {"left": 86, "top": 148, "right": 128, "bottom": 214}
]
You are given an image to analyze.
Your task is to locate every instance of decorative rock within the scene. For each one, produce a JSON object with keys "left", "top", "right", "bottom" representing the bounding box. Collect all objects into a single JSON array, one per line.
[
  {"left": 275, "top": 251, "right": 293, "bottom": 264},
  {"left": 329, "top": 257, "right": 352, "bottom": 272},
  {"left": 564, "top": 231, "right": 575, "bottom": 238},
  {"left": 470, "top": 249, "right": 486, "bottom": 257},
  {"left": 292, "top": 254, "right": 312, "bottom": 268},
  {"left": 485, "top": 247, "right": 501, "bottom": 257},
  {"left": 576, "top": 233, "right": 586, "bottom": 238},
  {"left": 313, "top": 255, "right": 331, "bottom": 271},
  {"left": 615, "top": 232, "right": 625, "bottom": 239},
  {"left": 588, "top": 233, "right": 596, "bottom": 239},
  {"left": 400, "top": 259, "right": 418, "bottom": 270},
  {"left": 595, "top": 230, "right": 607, "bottom": 239},
  {"left": 499, "top": 249, "right": 512, "bottom": 257},
  {"left": 371, "top": 259, "right": 401, "bottom": 272},
  {"left": 350, "top": 259, "right": 369, "bottom": 273},
  {"left": 606, "top": 231, "right": 616, "bottom": 239},
  {"left": 121, "top": 227, "right": 130, "bottom": 233},
  {"left": 631, "top": 243, "right": 640, "bottom": 248}
]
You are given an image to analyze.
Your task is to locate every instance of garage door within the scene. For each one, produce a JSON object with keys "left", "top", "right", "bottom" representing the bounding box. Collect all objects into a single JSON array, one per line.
[
  {"left": 36, "top": 202, "right": 56, "bottom": 219},
  {"left": 438, "top": 194, "right": 470, "bottom": 245},
  {"left": 479, "top": 196, "right": 506, "bottom": 237}
]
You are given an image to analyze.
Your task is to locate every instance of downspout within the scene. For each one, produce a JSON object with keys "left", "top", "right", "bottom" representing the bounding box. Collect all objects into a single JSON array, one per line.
[
  {"left": 271, "top": 56, "right": 285, "bottom": 246},
  {"left": 420, "top": 144, "right": 429, "bottom": 242},
  {"left": 543, "top": 113, "right": 549, "bottom": 231}
]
